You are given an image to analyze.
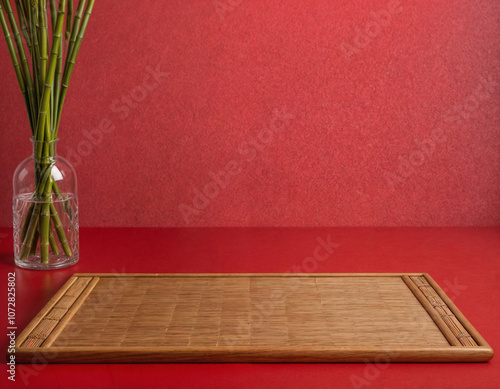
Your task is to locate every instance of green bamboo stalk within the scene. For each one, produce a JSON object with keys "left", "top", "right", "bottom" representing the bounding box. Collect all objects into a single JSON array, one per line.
[
  {"left": 35, "top": 159, "right": 54, "bottom": 195},
  {"left": 29, "top": 223, "right": 39, "bottom": 256},
  {"left": 48, "top": 0, "right": 56, "bottom": 127},
  {"left": 29, "top": 3, "right": 40, "bottom": 111},
  {"left": 1, "top": 0, "right": 35, "bottom": 129},
  {"left": 43, "top": 115, "right": 52, "bottom": 156},
  {"left": 19, "top": 202, "right": 34, "bottom": 243},
  {"left": 53, "top": 32, "right": 63, "bottom": 131},
  {"left": 19, "top": 153, "right": 53, "bottom": 260},
  {"left": 33, "top": 1, "right": 43, "bottom": 95},
  {"left": 0, "top": 3, "right": 23, "bottom": 81},
  {"left": 65, "top": 0, "right": 73, "bottom": 41},
  {"left": 50, "top": 79, "right": 54, "bottom": 129},
  {"left": 55, "top": 0, "right": 83, "bottom": 129},
  {"left": 1, "top": 0, "right": 30, "bottom": 81},
  {"left": 19, "top": 203, "right": 40, "bottom": 260},
  {"left": 52, "top": 181, "right": 74, "bottom": 219},
  {"left": 49, "top": 219, "right": 59, "bottom": 255},
  {"left": 56, "top": 0, "right": 94, "bottom": 136},
  {"left": 19, "top": 156, "right": 53, "bottom": 259},
  {"left": 39, "top": 176, "right": 53, "bottom": 263},
  {"left": 48, "top": 2, "right": 56, "bottom": 127},
  {"left": 15, "top": 0, "right": 31, "bottom": 50},
  {"left": 38, "top": 0, "right": 47, "bottom": 104},
  {"left": 48, "top": 0, "right": 56, "bottom": 129},
  {"left": 34, "top": 0, "right": 66, "bottom": 156},
  {"left": 66, "top": 0, "right": 85, "bottom": 61},
  {"left": 49, "top": 0, "right": 56, "bottom": 131},
  {"left": 0, "top": 1, "right": 32, "bottom": 130},
  {"left": 50, "top": 203, "right": 72, "bottom": 257},
  {"left": 49, "top": 0, "right": 58, "bottom": 129},
  {"left": 15, "top": 0, "right": 35, "bottom": 128},
  {"left": 48, "top": 0, "right": 56, "bottom": 29}
]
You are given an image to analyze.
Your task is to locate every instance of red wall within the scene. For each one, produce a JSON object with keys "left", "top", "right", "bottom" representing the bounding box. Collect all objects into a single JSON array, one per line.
[{"left": 0, "top": 0, "right": 499, "bottom": 226}]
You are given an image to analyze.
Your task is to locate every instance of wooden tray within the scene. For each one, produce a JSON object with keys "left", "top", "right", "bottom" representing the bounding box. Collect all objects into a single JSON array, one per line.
[{"left": 13, "top": 273, "right": 493, "bottom": 363}]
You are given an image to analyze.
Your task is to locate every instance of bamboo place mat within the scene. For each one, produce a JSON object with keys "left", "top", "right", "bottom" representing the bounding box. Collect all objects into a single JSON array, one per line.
[{"left": 13, "top": 274, "right": 493, "bottom": 363}]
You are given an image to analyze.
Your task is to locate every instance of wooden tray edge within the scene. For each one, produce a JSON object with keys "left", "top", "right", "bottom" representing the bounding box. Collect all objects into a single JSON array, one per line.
[
  {"left": 14, "top": 346, "right": 494, "bottom": 363},
  {"left": 9, "top": 276, "right": 98, "bottom": 353},
  {"left": 403, "top": 274, "right": 493, "bottom": 356},
  {"left": 423, "top": 273, "right": 494, "bottom": 352},
  {"left": 14, "top": 275, "right": 79, "bottom": 346},
  {"left": 72, "top": 273, "right": 427, "bottom": 277},
  {"left": 402, "top": 275, "right": 461, "bottom": 346}
]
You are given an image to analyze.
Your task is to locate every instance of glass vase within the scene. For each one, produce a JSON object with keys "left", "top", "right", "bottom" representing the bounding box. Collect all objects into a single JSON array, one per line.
[{"left": 13, "top": 138, "right": 79, "bottom": 270}]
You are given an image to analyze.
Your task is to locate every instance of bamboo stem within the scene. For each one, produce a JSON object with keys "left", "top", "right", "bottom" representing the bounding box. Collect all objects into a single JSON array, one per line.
[
  {"left": 15, "top": 0, "right": 31, "bottom": 49},
  {"left": 19, "top": 149, "right": 54, "bottom": 261},
  {"left": 40, "top": 176, "right": 53, "bottom": 263},
  {"left": 52, "top": 180, "right": 74, "bottom": 220},
  {"left": 2, "top": 0, "right": 35, "bottom": 129},
  {"left": 54, "top": 31, "right": 63, "bottom": 130},
  {"left": 56, "top": 0, "right": 94, "bottom": 136},
  {"left": 50, "top": 203, "right": 72, "bottom": 257},
  {"left": 29, "top": 223, "right": 39, "bottom": 256},
  {"left": 49, "top": 219, "right": 60, "bottom": 255},
  {"left": 19, "top": 202, "right": 34, "bottom": 243},
  {"left": 55, "top": 0, "right": 86, "bottom": 135},
  {"left": 35, "top": 0, "right": 65, "bottom": 155},
  {"left": 29, "top": 2, "right": 40, "bottom": 114},
  {"left": 66, "top": 0, "right": 85, "bottom": 62},
  {"left": 65, "top": 0, "right": 73, "bottom": 42},
  {"left": 0, "top": 1, "right": 32, "bottom": 130},
  {"left": 2, "top": 0, "right": 30, "bottom": 81},
  {"left": 38, "top": 0, "right": 47, "bottom": 88},
  {"left": 19, "top": 203, "right": 41, "bottom": 261},
  {"left": 48, "top": 0, "right": 56, "bottom": 29},
  {"left": 49, "top": 0, "right": 58, "bottom": 130}
]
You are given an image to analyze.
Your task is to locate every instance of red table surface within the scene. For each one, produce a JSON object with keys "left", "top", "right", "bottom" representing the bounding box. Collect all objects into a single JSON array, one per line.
[{"left": 0, "top": 227, "right": 499, "bottom": 389}]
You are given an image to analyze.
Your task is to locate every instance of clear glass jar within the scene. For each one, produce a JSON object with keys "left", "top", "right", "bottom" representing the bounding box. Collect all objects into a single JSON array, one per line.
[{"left": 13, "top": 138, "right": 79, "bottom": 270}]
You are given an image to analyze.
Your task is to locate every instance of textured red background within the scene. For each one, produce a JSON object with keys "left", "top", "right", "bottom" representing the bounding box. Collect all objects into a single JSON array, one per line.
[{"left": 1, "top": 0, "right": 499, "bottom": 227}]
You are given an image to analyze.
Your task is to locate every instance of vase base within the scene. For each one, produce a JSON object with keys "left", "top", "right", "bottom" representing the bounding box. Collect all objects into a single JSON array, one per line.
[{"left": 15, "top": 254, "right": 79, "bottom": 270}]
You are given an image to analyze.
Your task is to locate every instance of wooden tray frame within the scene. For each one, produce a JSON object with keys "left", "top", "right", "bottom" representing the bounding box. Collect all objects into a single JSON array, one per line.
[{"left": 12, "top": 273, "right": 494, "bottom": 363}]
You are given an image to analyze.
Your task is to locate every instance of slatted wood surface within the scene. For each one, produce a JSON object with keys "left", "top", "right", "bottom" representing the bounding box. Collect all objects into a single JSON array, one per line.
[{"left": 13, "top": 274, "right": 493, "bottom": 363}]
